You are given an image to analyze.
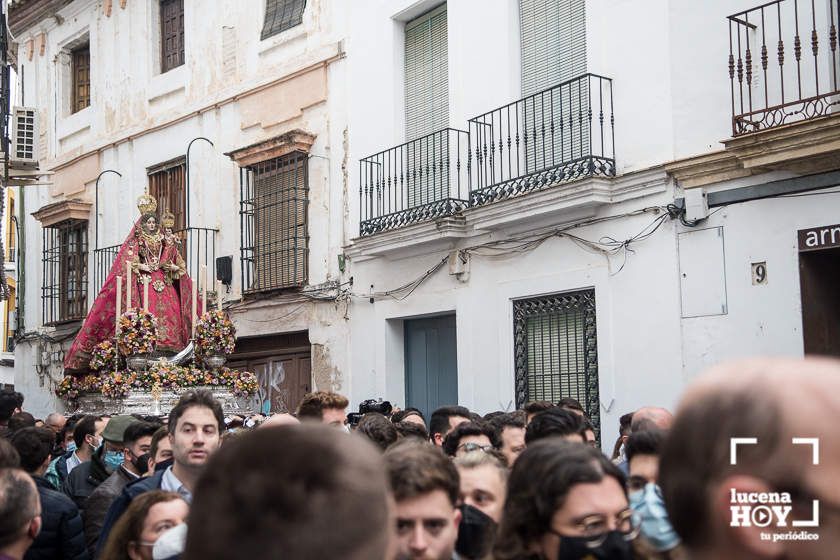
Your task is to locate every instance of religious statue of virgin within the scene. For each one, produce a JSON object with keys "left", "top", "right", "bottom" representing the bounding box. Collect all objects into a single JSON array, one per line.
[{"left": 64, "top": 194, "right": 201, "bottom": 373}]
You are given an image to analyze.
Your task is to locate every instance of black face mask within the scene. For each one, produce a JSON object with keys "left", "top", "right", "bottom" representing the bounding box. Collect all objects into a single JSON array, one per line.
[
  {"left": 154, "top": 457, "right": 174, "bottom": 472},
  {"left": 132, "top": 452, "right": 150, "bottom": 476},
  {"left": 455, "top": 504, "right": 497, "bottom": 560},
  {"left": 556, "top": 531, "right": 634, "bottom": 560}
]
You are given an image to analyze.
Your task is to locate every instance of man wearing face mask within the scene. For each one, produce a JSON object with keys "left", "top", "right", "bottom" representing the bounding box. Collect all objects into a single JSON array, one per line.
[
  {"left": 63, "top": 416, "right": 134, "bottom": 512},
  {"left": 46, "top": 416, "right": 106, "bottom": 491},
  {"left": 625, "top": 429, "right": 684, "bottom": 559},
  {"left": 83, "top": 421, "right": 159, "bottom": 556},
  {"left": 453, "top": 450, "right": 508, "bottom": 560}
]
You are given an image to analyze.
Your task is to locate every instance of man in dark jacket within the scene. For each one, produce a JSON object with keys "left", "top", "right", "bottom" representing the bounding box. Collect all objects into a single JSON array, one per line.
[
  {"left": 63, "top": 416, "right": 134, "bottom": 512},
  {"left": 10, "top": 427, "right": 89, "bottom": 560},
  {"left": 97, "top": 390, "right": 224, "bottom": 556},
  {"left": 83, "top": 420, "right": 157, "bottom": 555}
]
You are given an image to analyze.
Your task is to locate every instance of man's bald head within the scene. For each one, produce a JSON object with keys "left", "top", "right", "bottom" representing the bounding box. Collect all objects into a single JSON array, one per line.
[
  {"left": 660, "top": 357, "right": 840, "bottom": 559},
  {"left": 630, "top": 406, "right": 673, "bottom": 433},
  {"left": 259, "top": 413, "right": 300, "bottom": 429}
]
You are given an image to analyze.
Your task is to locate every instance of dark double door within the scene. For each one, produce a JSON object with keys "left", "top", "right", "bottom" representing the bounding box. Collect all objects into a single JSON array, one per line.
[{"left": 404, "top": 314, "right": 458, "bottom": 420}]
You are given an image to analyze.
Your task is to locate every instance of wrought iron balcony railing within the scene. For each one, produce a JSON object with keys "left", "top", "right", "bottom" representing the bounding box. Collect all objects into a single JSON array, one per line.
[
  {"left": 92, "top": 227, "right": 217, "bottom": 297},
  {"left": 468, "top": 73, "right": 615, "bottom": 207},
  {"left": 357, "top": 74, "right": 615, "bottom": 236},
  {"left": 729, "top": 0, "right": 840, "bottom": 135},
  {"left": 359, "top": 128, "right": 470, "bottom": 236}
]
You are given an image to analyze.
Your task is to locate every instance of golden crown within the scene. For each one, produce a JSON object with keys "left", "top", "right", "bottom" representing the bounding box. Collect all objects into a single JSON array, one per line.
[
  {"left": 161, "top": 211, "right": 176, "bottom": 229},
  {"left": 137, "top": 194, "right": 158, "bottom": 215}
]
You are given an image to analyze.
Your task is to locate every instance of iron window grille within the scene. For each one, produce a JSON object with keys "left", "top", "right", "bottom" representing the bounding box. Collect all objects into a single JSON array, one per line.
[
  {"left": 71, "top": 44, "right": 90, "bottom": 113},
  {"left": 161, "top": 0, "right": 185, "bottom": 73},
  {"left": 240, "top": 152, "right": 309, "bottom": 294},
  {"left": 42, "top": 219, "right": 88, "bottom": 325},
  {"left": 513, "top": 289, "right": 600, "bottom": 437},
  {"left": 261, "top": 0, "right": 306, "bottom": 40}
]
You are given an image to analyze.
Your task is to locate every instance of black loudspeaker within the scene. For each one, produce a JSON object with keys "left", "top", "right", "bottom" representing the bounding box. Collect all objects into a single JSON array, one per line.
[{"left": 216, "top": 256, "right": 233, "bottom": 286}]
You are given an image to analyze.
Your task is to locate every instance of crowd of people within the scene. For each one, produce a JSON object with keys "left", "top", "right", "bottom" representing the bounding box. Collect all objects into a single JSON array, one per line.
[{"left": 0, "top": 355, "right": 837, "bottom": 559}]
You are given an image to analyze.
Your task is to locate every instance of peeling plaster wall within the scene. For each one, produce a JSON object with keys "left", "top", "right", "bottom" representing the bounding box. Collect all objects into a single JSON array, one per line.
[{"left": 14, "top": 0, "right": 351, "bottom": 416}]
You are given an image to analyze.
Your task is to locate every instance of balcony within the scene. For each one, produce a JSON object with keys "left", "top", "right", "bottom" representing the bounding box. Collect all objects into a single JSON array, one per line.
[
  {"left": 728, "top": 0, "right": 840, "bottom": 135},
  {"left": 357, "top": 74, "right": 615, "bottom": 237},
  {"left": 359, "top": 129, "right": 470, "bottom": 236},
  {"left": 92, "top": 227, "right": 218, "bottom": 296}
]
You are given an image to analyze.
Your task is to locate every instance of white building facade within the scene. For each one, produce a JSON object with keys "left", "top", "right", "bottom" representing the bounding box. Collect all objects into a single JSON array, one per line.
[
  {"left": 10, "top": 0, "right": 352, "bottom": 415},
  {"left": 344, "top": 0, "right": 840, "bottom": 447}
]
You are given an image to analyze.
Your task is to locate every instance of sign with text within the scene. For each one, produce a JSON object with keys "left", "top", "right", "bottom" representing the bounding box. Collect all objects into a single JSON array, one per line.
[{"left": 798, "top": 223, "right": 840, "bottom": 252}]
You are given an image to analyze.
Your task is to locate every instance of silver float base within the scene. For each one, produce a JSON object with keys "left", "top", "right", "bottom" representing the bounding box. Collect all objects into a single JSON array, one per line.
[{"left": 66, "top": 387, "right": 253, "bottom": 416}]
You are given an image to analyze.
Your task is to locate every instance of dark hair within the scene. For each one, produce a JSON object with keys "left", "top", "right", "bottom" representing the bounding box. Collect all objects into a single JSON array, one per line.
[
  {"left": 168, "top": 389, "right": 225, "bottom": 433},
  {"left": 73, "top": 415, "right": 102, "bottom": 448},
  {"left": 357, "top": 413, "right": 399, "bottom": 452},
  {"left": 10, "top": 427, "right": 54, "bottom": 473},
  {"left": 429, "top": 406, "right": 470, "bottom": 440},
  {"left": 394, "top": 420, "right": 429, "bottom": 442},
  {"left": 183, "top": 425, "right": 390, "bottom": 560},
  {"left": 149, "top": 426, "right": 169, "bottom": 460},
  {"left": 625, "top": 429, "right": 665, "bottom": 463},
  {"left": 0, "top": 469, "right": 39, "bottom": 548},
  {"left": 7, "top": 412, "right": 35, "bottom": 432},
  {"left": 0, "top": 390, "right": 22, "bottom": 423},
  {"left": 384, "top": 441, "right": 460, "bottom": 506},
  {"left": 99, "top": 490, "right": 186, "bottom": 560},
  {"left": 524, "top": 408, "right": 586, "bottom": 444},
  {"left": 0, "top": 438, "right": 20, "bottom": 469},
  {"left": 441, "top": 421, "right": 500, "bottom": 457},
  {"left": 391, "top": 408, "right": 425, "bottom": 425},
  {"left": 482, "top": 411, "right": 506, "bottom": 422},
  {"left": 611, "top": 412, "right": 635, "bottom": 460},
  {"left": 494, "top": 440, "right": 626, "bottom": 560},
  {"left": 296, "top": 392, "right": 349, "bottom": 420},
  {"left": 522, "top": 401, "right": 555, "bottom": 416},
  {"left": 556, "top": 397, "right": 585, "bottom": 414},
  {"left": 123, "top": 421, "right": 161, "bottom": 446},
  {"left": 490, "top": 412, "right": 526, "bottom": 433},
  {"left": 659, "top": 389, "right": 786, "bottom": 548}
]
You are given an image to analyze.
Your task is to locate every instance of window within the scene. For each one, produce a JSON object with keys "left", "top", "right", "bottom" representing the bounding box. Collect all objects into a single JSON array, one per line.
[
  {"left": 519, "top": 0, "right": 588, "bottom": 169},
  {"left": 71, "top": 44, "right": 90, "bottom": 113},
  {"left": 404, "top": 4, "right": 449, "bottom": 141},
  {"left": 261, "top": 0, "right": 306, "bottom": 40},
  {"left": 161, "top": 0, "right": 185, "bottom": 73},
  {"left": 240, "top": 153, "right": 308, "bottom": 293},
  {"left": 4, "top": 285, "right": 15, "bottom": 353},
  {"left": 148, "top": 158, "right": 186, "bottom": 232},
  {"left": 513, "top": 290, "right": 599, "bottom": 435},
  {"left": 42, "top": 220, "right": 88, "bottom": 325}
]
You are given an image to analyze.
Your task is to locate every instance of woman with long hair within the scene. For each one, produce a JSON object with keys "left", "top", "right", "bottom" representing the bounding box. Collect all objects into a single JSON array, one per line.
[{"left": 99, "top": 490, "right": 188, "bottom": 560}]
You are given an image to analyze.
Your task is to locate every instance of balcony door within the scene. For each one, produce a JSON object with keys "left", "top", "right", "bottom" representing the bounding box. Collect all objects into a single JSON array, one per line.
[
  {"left": 148, "top": 158, "right": 187, "bottom": 232},
  {"left": 404, "top": 4, "right": 449, "bottom": 206},
  {"left": 519, "top": 0, "right": 588, "bottom": 172}
]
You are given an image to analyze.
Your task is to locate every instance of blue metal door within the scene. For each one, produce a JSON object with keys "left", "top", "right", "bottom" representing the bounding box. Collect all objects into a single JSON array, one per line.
[{"left": 404, "top": 314, "right": 458, "bottom": 420}]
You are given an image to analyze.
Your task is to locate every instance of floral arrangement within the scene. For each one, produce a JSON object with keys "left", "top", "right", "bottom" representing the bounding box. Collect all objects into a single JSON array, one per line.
[
  {"left": 56, "top": 365, "right": 259, "bottom": 400},
  {"left": 89, "top": 340, "right": 119, "bottom": 372},
  {"left": 194, "top": 310, "right": 236, "bottom": 359},
  {"left": 116, "top": 308, "right": 159, "bottom": 356},
  {"left": 101, "top": 371, "right": 136, "bottom": 399},
  {"left": 55, "top": 375, "right": 101, "bottom": 400}
]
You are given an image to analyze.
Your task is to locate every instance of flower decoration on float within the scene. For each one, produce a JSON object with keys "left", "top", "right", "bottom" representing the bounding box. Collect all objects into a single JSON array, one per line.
[
  {"left": 101, "top": 371, "right": 136, "bottom": 399},
  {"left": 194, "top": 310, "right": 236, "bottom": 359},
  {"left": 116, "top": 308, "right": 159, "bottom": 356},
  {"left": 89, "top": 339, "right": 119, "bottom": 372}
]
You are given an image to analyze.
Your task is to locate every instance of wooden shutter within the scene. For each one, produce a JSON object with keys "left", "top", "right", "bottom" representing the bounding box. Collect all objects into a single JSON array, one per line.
[
  {"left": 404, "top": 4, "right": 449, "bottom": 141},
  {"left": 148, "top": 159, "right": 187, "bottom": 232},
  {"left": 261, "top": 0, "right": 306, "bottom": 40},
  {"left": 252, "top": 154, "right": 308, "bottom": 291},
  {"left": 71, "top": 45, "right": 90, "bottom": 113},
  {"left": 519, "top": 0, "right": 586, "bottom": 97},
  {"left": 161, "top": 0, "right": 185, "bottom": 73}
]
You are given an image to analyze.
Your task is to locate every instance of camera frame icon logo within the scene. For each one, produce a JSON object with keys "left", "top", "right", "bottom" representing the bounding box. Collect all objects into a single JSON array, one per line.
[{"left": 729, "top": 437, "right": 820, "bottom": 529}]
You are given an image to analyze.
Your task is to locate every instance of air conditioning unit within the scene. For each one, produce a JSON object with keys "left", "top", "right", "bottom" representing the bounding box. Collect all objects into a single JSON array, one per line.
[{"left": 10, "top": 106, "right": 38, "bottom": 169}]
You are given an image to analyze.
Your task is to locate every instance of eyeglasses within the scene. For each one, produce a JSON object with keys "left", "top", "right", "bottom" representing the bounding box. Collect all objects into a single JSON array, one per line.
[
  {"left": 551, "top": 508, "right": 641, "bottom": 548},
  {"left": 457, "top": 442, "right": 494, "bottom": 454}
]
